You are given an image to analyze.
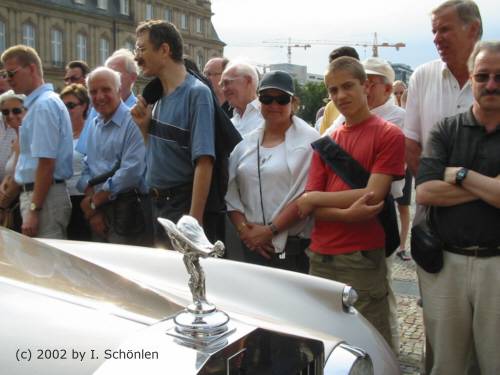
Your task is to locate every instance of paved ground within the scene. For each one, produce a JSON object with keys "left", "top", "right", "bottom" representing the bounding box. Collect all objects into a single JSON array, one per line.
[{"left": 392, "top": 255, "right": 424, "bottom": 374}]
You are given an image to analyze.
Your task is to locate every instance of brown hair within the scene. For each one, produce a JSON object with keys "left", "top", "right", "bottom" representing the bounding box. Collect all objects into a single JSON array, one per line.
[
  {"left": 60, "top": 83, "right": 90, "bottom": 119},
  {"left": 325, "top": 56, "right": 366, "bottom": 83},
  {"left": 136, "top": 20, "right": 184, "bottom": 63}
]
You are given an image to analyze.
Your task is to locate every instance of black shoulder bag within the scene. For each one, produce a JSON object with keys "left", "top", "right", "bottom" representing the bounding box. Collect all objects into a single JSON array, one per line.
[
  {"left": 410, "top": 207, "right": 443, "bottom": 273},
  {"left": 311, "top": 136, "right": 400, "bottom": 257}
]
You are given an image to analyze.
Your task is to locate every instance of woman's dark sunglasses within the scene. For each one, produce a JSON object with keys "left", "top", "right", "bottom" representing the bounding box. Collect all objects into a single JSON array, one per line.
[
  {"left": 1, "top": 108, "right": 23, "bottom": 116},
  {"left": 65, "top": 102, "right": 81, "bottom": 110},
  {"left": 259, "top": 94, "right": 292, "bottom": 105}
]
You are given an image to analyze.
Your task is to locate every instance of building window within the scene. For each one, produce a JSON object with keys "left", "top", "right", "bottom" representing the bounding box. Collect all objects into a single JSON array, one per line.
[
  {"left": 180, "top": 13, "right": 188, "bottom": 30},
  {"left": 97, "top": 0, "right": 108, "bottom": 9},
  {"left": 146, "top": 3, "right": 153, "bottom": 19},
  {"left": 164, "top": 7, "right": 173, "bottom": 22},
  {"left": 76, "top": 33, "right": 87, "bottom": 61},
  {"left": 74, "top": 0, "right": 85, "bottom": 4},
  {"left": 120, "top": 0, "right": 129, "bottom": 15},
  {"left": 196, "top": 18, "right": 204, "bottom": 34},
  {"left": 22, "top": 23, "right": 35, "bottom": 48},
  {"left": 197, "top": 53, "right": 204, "bottom": 70},
  {"left": 50, "top": 29, "right": 63, "bottom": 66},
  {"left": 124, "top": 40, "right": 134, "bottom": 52},
  {"left": 0, "top": 21, "right": 5, "bottom": 53},
  {"left": 99, "top": 38, "right": 110, "bottom": 65}
]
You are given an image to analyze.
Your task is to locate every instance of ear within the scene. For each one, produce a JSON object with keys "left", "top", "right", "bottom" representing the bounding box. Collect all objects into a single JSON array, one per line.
[
  {"left": 467, "top": 20, "right": 481, "bottom": 40},
  {"left": 159, "top": 42, "right": 171, "bottom": 58}
]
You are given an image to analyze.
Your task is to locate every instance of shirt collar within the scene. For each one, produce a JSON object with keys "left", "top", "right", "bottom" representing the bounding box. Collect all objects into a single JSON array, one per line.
[
  {"left": 24, "top": 83, "right": 53, "bottom": 109},
  {"left": 98, "top": 101, "right": 127, "bottom": 127},
  {"left": 124, "top": 92, "right": 137, "bottom": 108}
]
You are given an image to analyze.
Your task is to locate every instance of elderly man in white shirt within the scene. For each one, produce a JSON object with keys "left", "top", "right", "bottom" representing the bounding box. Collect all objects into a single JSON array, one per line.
[{"left": 220, "top": 62, "right": 263, "bottom": 137}]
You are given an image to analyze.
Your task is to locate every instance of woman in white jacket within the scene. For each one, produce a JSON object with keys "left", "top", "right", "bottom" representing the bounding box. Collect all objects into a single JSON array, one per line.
[{"left": 225, "top": 71, "right": 319, "bottom": 272}]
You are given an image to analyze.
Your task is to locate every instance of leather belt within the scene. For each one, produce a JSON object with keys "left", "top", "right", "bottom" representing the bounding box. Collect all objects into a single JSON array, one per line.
[
  {"left": 149, "top": 184, "right": 192, "bottom": 200},
  {"left": 444, "top": 245, "right": 500, "bottom": 257},
  {"left": 22, "top": 179, "right": 65, "bottom": 192}
]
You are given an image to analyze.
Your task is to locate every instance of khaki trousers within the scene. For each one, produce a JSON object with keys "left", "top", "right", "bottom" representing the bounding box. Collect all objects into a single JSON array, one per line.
[
  {"left": 20, "top": 184, "right": 71, "bottom": 239},
  {"left": 418, "top": 251, "right": 500, "bottom": 375},
  {"left": 308, "top": 248, "right": 391, "bottom": 346}
]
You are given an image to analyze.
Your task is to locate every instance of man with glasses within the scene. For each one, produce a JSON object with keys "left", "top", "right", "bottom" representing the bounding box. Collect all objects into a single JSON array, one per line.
[
  {"left": 131, "top": 20, "right": 218, "bottom": 247},
  {"left": 415, "top": 40, "right": 500, "bottom": 375},
  {"left": 1, "top": 45, "right": 73, "bottom": 238},
  {"left": 64, "top": 60, "right": 90, "bottom": 86},
  {"left": 203, "top": 57, "right": 232, "bottom": 117},
  {"left": 220, "top": 61, "right": 262, "bottom": 137}
]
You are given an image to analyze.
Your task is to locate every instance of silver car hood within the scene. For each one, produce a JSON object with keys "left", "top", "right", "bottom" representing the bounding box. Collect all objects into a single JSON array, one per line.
[
  {"left": 0, "top": 228, "right": 398, "bottom": 374},
  {"left": 42, "top": 238, "right": 399, "bottom": 375}
]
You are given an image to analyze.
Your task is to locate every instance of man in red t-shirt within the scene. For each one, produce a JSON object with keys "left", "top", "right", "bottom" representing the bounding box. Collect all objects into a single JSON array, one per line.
[{"left": 297, "top": 57, "right": 405, "bottom": 346}]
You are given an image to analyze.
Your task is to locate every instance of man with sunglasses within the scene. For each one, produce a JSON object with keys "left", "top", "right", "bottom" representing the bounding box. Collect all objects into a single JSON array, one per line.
[
  {"left": 64, "top": 60, "right": 90, "bottom": 86},
  {"left": 415, "top": 40, "right": 500, "bottom": 375},
  {"left": 1, "top": 45, "right": 73, "bottom": 239}
]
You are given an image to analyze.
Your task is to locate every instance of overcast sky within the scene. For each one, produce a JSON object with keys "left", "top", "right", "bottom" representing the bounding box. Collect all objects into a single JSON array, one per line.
[{"left": 210, "top": 0, "right": 500, "bottom": 75}]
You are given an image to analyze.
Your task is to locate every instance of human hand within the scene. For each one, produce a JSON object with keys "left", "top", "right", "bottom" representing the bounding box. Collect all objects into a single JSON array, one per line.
[
  {"left": 89, "top": 211, "right": 108, "bottom": 237},
  {"left": 130, "top": 96, "right": 152, "bottom": 130},
  {"left": 241, "top": 223, "right": 273, "bottom": 249},
  {"left": 343, "top": 192, "right": 384, "bottom": 223},
  {"left": 296, "top": 193, "right": 314, "bottom": 219},
  {"left": 22, "top": 211, "right": 39, "bottom": 237},
  {"left": 254, "top": 242, "right": 275, "bottom": 260},
  {"left": 444, "top": 167, "right": 460, "bottom": 184},
  {"left": 80, "top": 195, "right": 95, "bottom": 220}
]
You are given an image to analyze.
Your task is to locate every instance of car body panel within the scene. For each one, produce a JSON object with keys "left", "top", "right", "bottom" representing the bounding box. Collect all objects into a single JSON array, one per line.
[{"left": 0, "top": 228, "right": 399, "bottom": 374}]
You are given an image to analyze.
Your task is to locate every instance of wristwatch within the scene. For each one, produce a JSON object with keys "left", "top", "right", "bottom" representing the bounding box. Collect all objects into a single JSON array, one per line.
[
  {"left": 90, "top": 200, "right": 97, "bottom": 211},
  {"left": 30, "top": 202, "right": 42, "bottom": 212},
  {"left": 455, "top": 167, "right": 469, "bottom": 186},
  {"left": 269, "top": 222, "right": 279, "bottom": 236}
]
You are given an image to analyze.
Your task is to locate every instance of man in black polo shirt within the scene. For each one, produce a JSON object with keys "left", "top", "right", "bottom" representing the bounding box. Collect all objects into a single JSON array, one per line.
[{"left": 416, "top": 40, "right": 500, "bottom": 375}]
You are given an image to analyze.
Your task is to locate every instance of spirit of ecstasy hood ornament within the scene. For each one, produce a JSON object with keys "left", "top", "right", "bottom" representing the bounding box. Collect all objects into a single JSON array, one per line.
[{"left": 158, "top": 216, "right": 231, "bottom": 348}]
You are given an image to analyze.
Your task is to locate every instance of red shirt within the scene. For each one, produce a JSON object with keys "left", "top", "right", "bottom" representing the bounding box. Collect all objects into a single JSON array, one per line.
[{"left": 306, "top": 115, "right": 405, "bottom": 255}]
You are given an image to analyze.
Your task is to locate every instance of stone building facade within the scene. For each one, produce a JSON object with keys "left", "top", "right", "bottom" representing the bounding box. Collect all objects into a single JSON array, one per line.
[{"left": 0, "top": 0, "right": 225, "bottom": 88}]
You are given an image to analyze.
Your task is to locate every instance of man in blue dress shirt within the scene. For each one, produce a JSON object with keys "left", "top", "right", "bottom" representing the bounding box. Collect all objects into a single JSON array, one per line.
[
  {"left": 78, "top": 67, "right": 150, "bottom": 245},
  {"left": 1, "top": 45, "right": 73, "bottom": 238}
]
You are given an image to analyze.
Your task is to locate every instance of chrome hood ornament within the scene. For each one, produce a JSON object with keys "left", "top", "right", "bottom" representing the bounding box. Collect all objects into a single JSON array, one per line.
[{"left": 158, "top": 216, "right": 231, "bottom": 348}]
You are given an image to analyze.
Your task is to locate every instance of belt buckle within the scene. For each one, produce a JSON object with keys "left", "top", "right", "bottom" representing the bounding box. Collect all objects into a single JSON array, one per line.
[{"left": 150, "top": 187, "right": 160, "bottom": 200}]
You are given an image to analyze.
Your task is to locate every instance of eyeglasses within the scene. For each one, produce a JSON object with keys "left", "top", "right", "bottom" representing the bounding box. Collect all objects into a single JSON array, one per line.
[
  {"left": 3, "top": 67, "right": 24, "bottom": 79},
  {"left": 134, "top": 46, "right": 147, "bottom": 56},
  {"left": 258, "top": 94, "right": 292, "bottom": 105},
  {"left": 204, "top": 71, "right": 222, "bottom": 78},
  {"left": 1, "top": 108, "right": 23, "bottom": 116},
  {"left": 473, "top": 73, "right": 500, "bottom": 83},
  {"left": 64, "top": 75, "right": 83, "bottom": 83},
  {"left": 64, "top": 102, "right": 82, "bottom": 110},
  {"left": 219, "top": 77, "right": 243, "bottom": 88}
]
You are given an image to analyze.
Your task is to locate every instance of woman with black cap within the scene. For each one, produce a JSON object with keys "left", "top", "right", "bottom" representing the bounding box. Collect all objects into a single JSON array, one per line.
[{"left": 225, "top": 70, "right": 319, "bottom": 272}]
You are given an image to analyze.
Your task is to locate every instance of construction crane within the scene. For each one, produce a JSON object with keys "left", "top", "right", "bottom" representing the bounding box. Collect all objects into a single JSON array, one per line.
[
  {"left": 263, "top": 33, "right": 405, "bottom": 63},
  {"left": 263, "top": 38, "right": 311, "bottom": 64}
]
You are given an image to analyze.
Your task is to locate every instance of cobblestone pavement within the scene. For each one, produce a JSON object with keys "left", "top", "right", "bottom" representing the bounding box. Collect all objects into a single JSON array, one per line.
[{"left": 393, "top": 256, "right": 424, "bottom": 374}]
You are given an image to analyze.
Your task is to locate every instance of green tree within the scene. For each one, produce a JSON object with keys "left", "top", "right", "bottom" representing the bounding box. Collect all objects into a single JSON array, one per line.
[{"left": 295, "top": 80, "right": 327, "bottom": 125}]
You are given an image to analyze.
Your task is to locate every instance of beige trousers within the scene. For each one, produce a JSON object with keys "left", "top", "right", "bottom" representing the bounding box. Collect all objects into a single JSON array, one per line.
[{"left": 418, "top": 251, "right": 500, "bottom": 375}]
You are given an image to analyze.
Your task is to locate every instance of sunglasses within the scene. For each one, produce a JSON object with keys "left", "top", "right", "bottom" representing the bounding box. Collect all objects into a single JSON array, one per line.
[
  {"left": 64, "top": 102, "right": 81, "bottom": 110},
  {"left": 64, "top": 75, "right": 83, "bottom": 83},
  {"left": 473, "top": 73, "right": 500, "bottom": 83},
  {"left": 259, "top": 94, "right": 292, "bottom": 105},
  {"left": 1, "top": 108, "right": 23, "bottom": 116},
  {"left": 1, "top": 67, "right": 24, "bottom": 79}
]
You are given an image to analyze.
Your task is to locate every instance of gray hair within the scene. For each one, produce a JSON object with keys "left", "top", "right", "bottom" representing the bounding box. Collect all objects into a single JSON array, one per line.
[
  {"left": 0, "top": 89, "right": 25, "bottom": 106},
  {"left": 86, "top": 67, "right": 121, "bottom": 92},
  {"left": 468, "top": 40, "right": 500, "bottom": 72},
  {"left": 223, "top": 61, "right": 259, "bottom": 87},
  {"left": 105, "top": 48, "right": 138, "bottom": 75},
  {"left": 432, "top": 0, "right": 483, "bottom": 40}
]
